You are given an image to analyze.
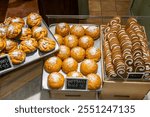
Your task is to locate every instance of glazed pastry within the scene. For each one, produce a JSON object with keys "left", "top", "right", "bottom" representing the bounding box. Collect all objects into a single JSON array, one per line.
[
  {"left": 67, "top": 71, "right": 83, "bottom": 77},
  {"left": 70, "top": 25, "right": 85, "bottom": 38},
  {"left": 79, "top": 35, "right": 94, "bottom": 49},
  {"left": 86, "top": 47, "right": 101, "bottom": 62},
  {"left": 48, "top": 72, "right": 64, "bottom": 89},
  {"left": 0, "top": 38, "right": 6, "bottom": 52},
  {"left": 80, "top": 59, "right": 98, "bottom": 75},
  {"left": 19, "top": 27, "right": 32, "bottom": 40},
  {"left": 38, "top": 37, "right": 55, "bottom": 52},
  {"left": 4, "top": 17, "right": 12, "bottom": 25},
  {"left": 6, "top": 22, "right": 22, "bottom": 39},
  {"left": 64, "top": 35, "right": 78, "bottom": 48},
  {"left": 32, "top": 26, "right": 48, "bottom": 40},
  {"left": 20, "top": 38, "right": 38, "bottom": 53},
  {"left": 44, "top": 56, "right": 62, "bottom": 73},
  {"left": 27, "top": 12, "right": 42, "bottom": 27},
  {"left": 54, "top": 34, "right": 63, "bottom": 45},
  {"left": 0, "top": 24, "right": 7, "bottom": 39},
  {"left": 55, "top": 23, "right": 70, "bottom": 37},
  {"left": 62, "top": 57, "right": 78, "bottom": 74},
  {"left": 57, "top": 45, "right": 70, "bottom": 60},
  {"left": 87, "top": 73, "right": 101, "bottom": 90},
  {"left": 5, "top": 39, "right": 18, "bottom": 53},
  {"left": 85, "top": 26, "right": 100, "bottom": 40},
  {"left": 8, "top": 49, "right": 26, "bottom": 64},
  {"left": 11, "top": 17, "right": 25, "bottom": 27},
  {"left": 71, "top": 46, "right": 85, "bottom": 62}
]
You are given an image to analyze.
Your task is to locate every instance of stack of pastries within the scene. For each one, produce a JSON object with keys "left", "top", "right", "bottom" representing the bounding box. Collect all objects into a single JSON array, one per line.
[
  {"left": 0, "top": 13, "right": 56, "bottom": 65},
  {"left": 103, "top": 16, "right": 150, "bottom": 79},
  {"left": 44, "top": 23, "right": 102, "bottom": 90}
]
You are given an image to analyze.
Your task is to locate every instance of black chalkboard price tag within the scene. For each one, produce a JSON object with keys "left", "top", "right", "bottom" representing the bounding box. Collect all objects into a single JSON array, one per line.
[
  {"left": 0, "top": 55, "right": 13, "bottom": 72},
  {"left": 127, "top": 72, "right": 144, "bottom": 79},
  {"left": 65, "top": 78, "right": 88, "bottom": 90}
]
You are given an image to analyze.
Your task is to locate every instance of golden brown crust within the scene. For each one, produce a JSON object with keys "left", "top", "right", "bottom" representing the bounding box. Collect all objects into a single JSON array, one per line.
[
  {"left": 64, "top": 35, "right": 78, "bottom": 48},
  {"left": 80, "top": 59, "right": 98, "bottom": 75},
  {"left": 57, "top": 45, "right": 70, "bottom": 60},
  {"left": 11, "top": 17, "right": 25, "bottom": 27},
  {"left": 62, "top": 57, "right": 78, "bottom": 74},
  {"left": 4, "top": 39, "right": 18, "bottom": 53},
  {"left": 87, "top": 73, "right": 101, "bottom": 90},
  {"left": 54, "top": 34, "right": 64, "bottom": 45},
  {"left": 27, "top": 13, "right": 42, "bottom": 27},
  {"left": 55, "top": 23, "right": 70, "bottom": 37},
  {"left": 71, "top": 46, "right": 85, "bottom": 62},
  {"left": 8, "top": 49, "right": 26, "bottom": 64},
  {"left": 0, "top": 38, "right": 6, "bottom": 52},
  {"left": 19, "top": 27, "right": 32, "bottom": 40},
  {"left": 38, "top": 37, "right": 56, "bottom": 52},
  {"left": 67, "top": 71, "right": 83, "bottom": 77},
  {"left": 48, "top": 72, "right": 64, "bottom": 89},
  {"left": 44, "top": 56, "right": 62, "bottom": 73},
  {"left": 20, "top": 38, "right": 38, "bottom": 53},
  {"left": 0, "top": 24, "right": 7, "bottom": 39},
  {"left": 70, "top": 25, "right": 85, "bottom": 38}
]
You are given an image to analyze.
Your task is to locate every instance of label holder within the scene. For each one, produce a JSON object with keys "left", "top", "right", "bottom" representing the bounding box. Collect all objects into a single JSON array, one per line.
[{"left": 127, "top": 72, "right": 145, "bottom": 80}]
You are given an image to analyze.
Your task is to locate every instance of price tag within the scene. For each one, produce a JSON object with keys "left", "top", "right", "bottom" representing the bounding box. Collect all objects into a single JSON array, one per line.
[
  {"left": 65, "top": 78, "right": 88, "bottom": 90},
  {"left": 0, "top": 55, "right": 13, "bottom": 72},
  {"left": 127, "top": 72, "right": 144, "bottom": 79}
]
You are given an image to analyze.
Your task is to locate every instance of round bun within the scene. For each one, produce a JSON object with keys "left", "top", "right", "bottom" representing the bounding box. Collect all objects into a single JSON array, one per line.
[
  {"left": 38, "top": 37, "right": 55, "bottom": 52},
  {"left": 64, "top": 35, "right": 78, "bottom": 48},
  {"left": 0, "top": 38, "right": 6, "bottom": 52},
  {"left": 86, "top": 47, "right": 101, "bottom": 62},
  {"left": 32, "top": 26, "right": 48, "bottom": 41},
  {"left": 67, "top": 71, "right": 83, "bottom": 77},
  {"left": 20, "top": 38, "right": 38, "bottom": 53},
  {"left": 80, "top": 59, "right": 98, "bottom": 75},
  {"left": 54, "top": 34, "right": 63, "bottom": 45},
  {"left": 48, "top": 72, "right": 64, "bottom": 89},
  {"left": 70, "top": 25, "right": 85, "bottom": 38},
  {"left": 5, "top": 39, "right": 18, "bottom": 53},
  {"left": 87, "top": 73, "right": 101, "bottom": 90},
  {"left": 62, "top": 57, "right": 78, "bottom": 74},
  {"left": 27, "top": 12, "right": 42, "bottom": 27},
  {"left": 55, "top": 23, "right": 70, "bottom": 37},
  {"left": 44, "top": 56, "right": 62, "bottom": 73},
  {"left": 79, "top": 35, "right": 94, "bottom": 49},
  {"left": 57, "top": 45, "right": 70, "bottom": 60},
  {"left": 11, "top": 17, "right": 25, "bottom": 27},
  {"left": 19, "top": 27, "right": 32, "bottom": 40},
  {"left": 6, "top": 22, "right": 22, "bottom": 39},
  {"left": 85, "top": 26, "right": 100, "bottom": 40},
  {"left": 71, "top": 47, "right": 85, "bottom": 62},
  {"left": 8, "top": 49, "right": 26, "bottom": 64}
]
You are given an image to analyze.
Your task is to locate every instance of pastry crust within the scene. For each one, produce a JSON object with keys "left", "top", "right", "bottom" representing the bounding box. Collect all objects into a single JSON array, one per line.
[
  {"left": 57, "top": 45, "right": 70, "bottom": 60},
  {"left": 8, "top": 49, "right": 26, "bottom": 64},
  {"left": 79, "top": 35, "right": 94, "bottom": 49},
  {"left": 6, "top": 22, "right": 22, "bottom": 39},
  {"left": 86, "top": 47, "right": 101, "bottom": 62},
  {"left": 64, "top": 35, "right": 78, "bottom": 48},
  {"left": 62, "top": 57, "right": 78, "bottom": 74},
  {"left": 48, "top": 72, "right": 64, "bottom": 89},
  {"left": 11, "top": 17, "right": 25, "bottom": 27},
  {"left": 5, "top": 39, "right": 18, "bottom": 53},
  {"left": 44, "top": 56, "right": 62, "bottom": 73},
  {"left": 71, "top": 46, "right": 85, "bottom": 62},
  {"left": 85, "top": 26, "right": 100, "bottom": 40},
  {"left": 38, "top": 37, "right": 56, "bottom": 52},
  {"left": 0, "top": 24, "right": 7, "bottom": 39},
  {"left": 67, "top": 71, "right": 83, "bottom": 77},
  {"left": 20, "top": 38, "right": 38, "bottom": 53},
  {"left": 27, "top": 12, "right": 42, "bottom": 27},
  {"left": 70, "top": 24, "right": 85, "bottom": 38},
  {"left": 55, "top": 23, "right": 70, "bottom": 37},
  {"left": 80, "top": 59, "right": 98, "bottom": 75},
  {"left": 19, "top": 27, "right": 32, "bottom": 40},
  {"left": 0, "top": 38, "right": 6, "bottom": 52},
  {"left": 32, "top": 26, "right": 48, "bottom": 40},
  {"left": 54, "top": 34, "right": 63, "bottom": 45},
  {"left": 87, "top": 73, "right": 101, "bottom": 90}
]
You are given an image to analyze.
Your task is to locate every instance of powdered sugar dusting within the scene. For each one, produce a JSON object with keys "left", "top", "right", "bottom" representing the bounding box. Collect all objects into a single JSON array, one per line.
[
  {"left": 58, "top": 23, "right": 66, "bottom": 29},
  {"left": 89, "top": 47, "right": 97, "bottom": 55},
  {"left": 6, "top": 40, "right": 12, "bottom": 46},
  {"left": 30, "top": 15, "right": 36, "bottom": 20},
  {"left": 12, "top": 51, "right": 21, "bottom": 57},
  {"left": 25, "top": 40, "right": 32, "bottom": 46},
  {"left": 0, "top": 28, "right": 6, "bottom": 34},
  {"left": 89, "top": 77, "right": 96, "bottom": 81},
  {"left": 48, "top": 57, "right": 57, "bottom": 65},
  {"left": 67, "top": 58, "right": 74, "bottom": 65},
  {"left": 87, "top": 26, "right": 98, "bottom": 32},
  {"left": 81, "top": 36, "right": 88, "bottom": 43},
  {"left": 8, "top": 25, "right": 14, "bottom": 33},
  {"left": 12, "top": 18, "right": 20, "bottom": 23},
  {"left": 51, "top": 73, "right": 60, "bottom": 82},
  {"left": 41, "top": 40, "right": 48, "bottom": 48},
  {"left": 34, "top": 27, "right": 43, "bottom": 33}
]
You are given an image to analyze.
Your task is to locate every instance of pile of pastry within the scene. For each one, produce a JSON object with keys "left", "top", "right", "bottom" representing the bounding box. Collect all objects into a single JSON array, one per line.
[
  {"left": 44, "top": 23, "right": 102, "bottom": 90},
  {"left": 0, "top": 13, "right": 55, "bottom": 64},
  {"left": 103, "top": 16, "right": 150, "bottom": 79}
]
